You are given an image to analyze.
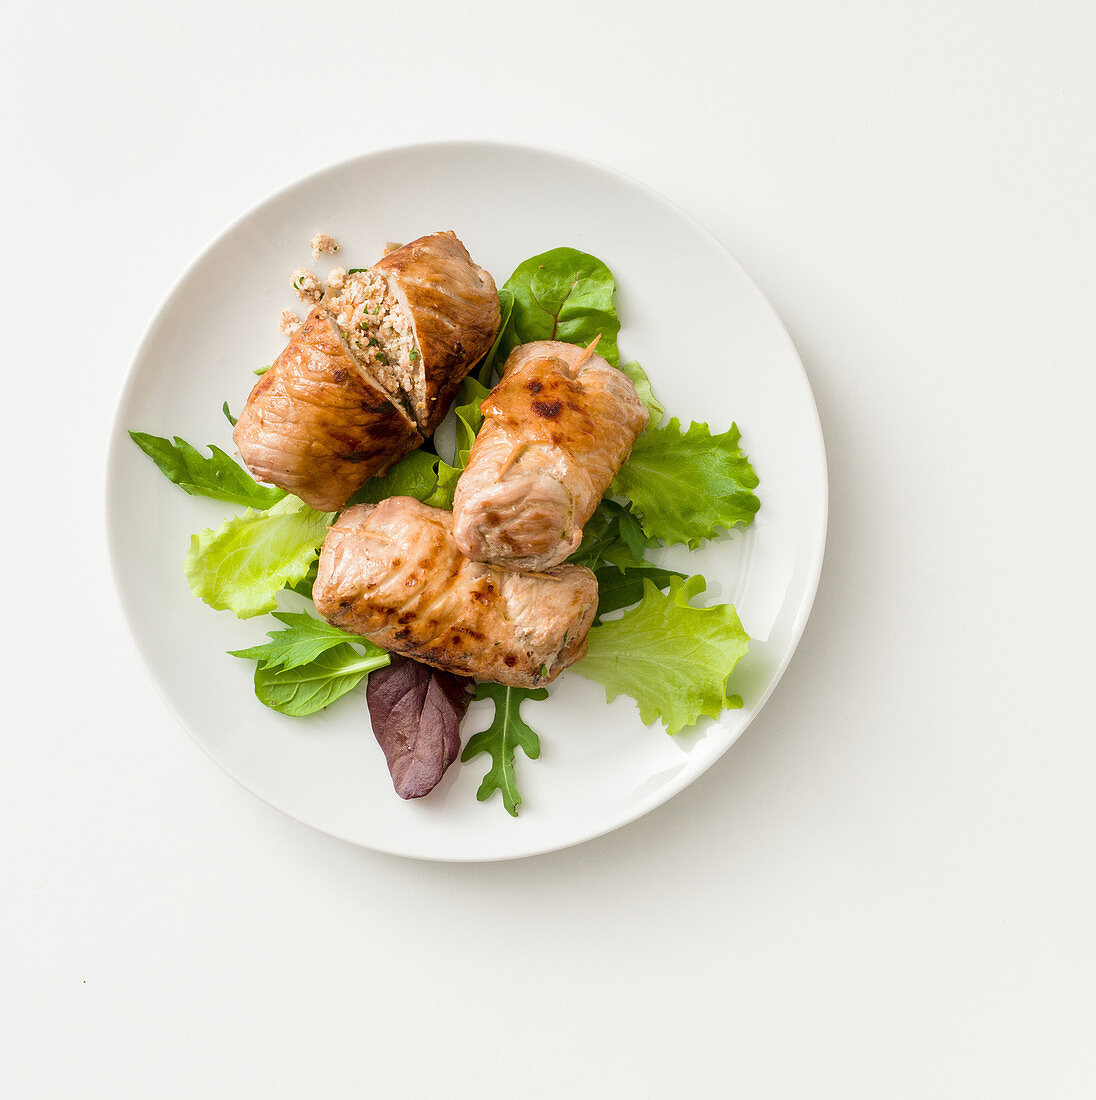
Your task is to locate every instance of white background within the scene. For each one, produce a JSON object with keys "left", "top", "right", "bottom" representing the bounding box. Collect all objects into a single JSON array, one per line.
[{"left": 3, "top": 0, "right": 1094, "bottom": 1095}]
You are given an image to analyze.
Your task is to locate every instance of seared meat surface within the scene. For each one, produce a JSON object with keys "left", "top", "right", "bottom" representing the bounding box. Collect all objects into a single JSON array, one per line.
[
  {"left": 327, "top": 231, "right": 500, "bottom": 434},
  {"left": 313, "top": 498, "right": 597, "bottom": 688},
  {"left": 236, "top": 232, "right": 499, "bottom": 511},
  {"left": 451, "top": 340, "right": 648, "bottom": 571},
  {"left": 232, "top": 308, "right": 421, "bottom": 512}
]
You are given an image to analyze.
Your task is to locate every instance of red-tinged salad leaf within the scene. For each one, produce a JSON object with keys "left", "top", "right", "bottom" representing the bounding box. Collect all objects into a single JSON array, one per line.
[
  {"left": 366, "top": 655, "right": 474, "bottom": 799},
  {"left": 461, "top": 683, "right": 548, "bottom": 816}
]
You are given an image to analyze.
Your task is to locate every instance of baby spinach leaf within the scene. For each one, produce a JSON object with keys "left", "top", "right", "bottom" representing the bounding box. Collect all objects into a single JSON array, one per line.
[
  {"left": 592, "top": 563, "right": 686, "bottom": 624},
  {"left": 501, "top": 247, "right": 620, "bottom": 366},
  {"left": 476, "top": 286, "right": 515, "bottom": 386},
  {"left": 613, "top": 419, "right": 760, "bottom": 548},
  {"left": 461, "top": 683, "right": 548, "bottom": 816},
  {"left": 130, "top": 430, "right": 284, "bottom": 510},
  {"left": 347, "top": 448, "right": 442, "bottom": 507}
]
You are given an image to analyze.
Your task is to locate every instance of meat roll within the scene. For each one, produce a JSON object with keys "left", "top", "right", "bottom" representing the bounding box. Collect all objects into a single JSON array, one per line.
[
  {"left": 313, "top": 497, "right": 597, "bottom": 688},
  {"left": 232, "top": 307, "right": 421, "bottom": 512},
  {"left": 326, "top": 231, "right": 500, "bottom": 434},
  {"left": 451, "top": 340, "right": 649, "bottom": 572}
]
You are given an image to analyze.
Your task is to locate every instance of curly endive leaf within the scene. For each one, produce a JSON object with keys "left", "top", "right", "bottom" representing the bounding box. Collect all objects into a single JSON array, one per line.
[
  {"left": 460, "top": 683, "right": 548, "bottom": 816},
  {"left": 612, "top": 418, "right": 760, "bottom": 547},
  {"left": 184, "top": 495, "right": 333, "bottom": 619},
  {"left": 573, "top": 575, "right": 749, "bottom": 734}
]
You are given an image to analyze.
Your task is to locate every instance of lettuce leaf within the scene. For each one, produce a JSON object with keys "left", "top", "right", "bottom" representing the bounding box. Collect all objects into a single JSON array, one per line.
[
  {"left": 461, "top": 683, "right": 548, "bottom": 816},
  {"left": 425, "top": 375, "right": 491, "bottom": 509},
  {"left": 573, "top": 575, "right": 749, "bottom": 734},
  {"left": 130, "top": 430, "right": 284, "bottom": 510},
  {"left": 613, "top": 419, "right": 760, "bottom": 547},
  {"left": 620, "top": 361, "right": 664, "bottom": 427},
  {"left": 501, "top": 247, "right": 620, "bottom": 366},
  {"left": 184, "top": 495, "right": 333, "bottom": 618}
]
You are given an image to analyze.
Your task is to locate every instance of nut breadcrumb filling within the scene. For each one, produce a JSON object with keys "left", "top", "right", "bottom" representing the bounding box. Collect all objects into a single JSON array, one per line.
[
  {"left": 280, "top": 309, "right": 303, "bottom": 337},
  {"left": 291, "top": 268, "right": 323, "bottom": 304},
  {"left": 310, "top": 233, "right": 340, "bottom": 260},
  {"left": 325, "top": 266, "right": 348, "bottom": 291},
  {"left": 326, "top": 271, "right": 419, "bottom": 417}
]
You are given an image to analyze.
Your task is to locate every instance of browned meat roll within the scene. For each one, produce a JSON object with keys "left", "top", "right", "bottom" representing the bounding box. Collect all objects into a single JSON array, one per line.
[
  {"left": 313, "top": 497, "right": 597, "bottom": 688},
  {"left": 327, "top": 231, "right": 500, "bottom": 434},
  {"left": 451, "top": 340, "right": 649, "bottom": 572},
  {"left": 232, "top": 307, "right": 421, "bottom": 512}
]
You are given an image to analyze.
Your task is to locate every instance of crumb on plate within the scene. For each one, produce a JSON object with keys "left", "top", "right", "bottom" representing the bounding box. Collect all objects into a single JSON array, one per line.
[
  {"left": 291, "top": 268, "right": 323, "bottom": 303},
  {"left": 310, "top": 233, "right": 340, "bottom": 260}
]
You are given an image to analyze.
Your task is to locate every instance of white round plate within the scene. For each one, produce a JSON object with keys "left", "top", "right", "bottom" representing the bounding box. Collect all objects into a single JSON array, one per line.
[{"left": 106, "top": 141, "right": 827, "bottom": 861}]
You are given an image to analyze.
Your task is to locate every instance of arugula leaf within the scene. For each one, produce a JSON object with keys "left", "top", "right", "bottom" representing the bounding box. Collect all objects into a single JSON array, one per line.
[
  {"left": 424, "top": 375, "right": 491, "bottom": 509},
  {"left": 569, "top": 499, "right": 654, "bottom": 570},
  {"left": 501, "top": 247, "right": 620, "bottom": 366},
  {"left": 592, "top": 563, "right": 685, "bottom": 624},
  {"left": 347, "top": 448, "right": 441, "bottom": 507},
  {"left": 130, "top": 430, "right": 284, "bottom": 510},
  {"left": 620, "top": 361, "right": 664, "bottom": 427},
  {"left": 450, "top": 375, "right": 490, "bottom": 459},
  {"left": 228, "top": 611, "right": 371, "bottom": 671},
  {"left": 613, "top": 418, "right": 760, "bottom": 548},
  {"left": 573, "top": 575, "right": 749, "bottom": 734},
  {"left": 251, "top": 644, "right": 388, "bottom": 716},
  {"left": 184, "top": 495, "right": 332, "bottom": 619},
  {"left": 222, "top": 401, "right": 238, "bottom": 427},
  {"left": 424, "top": 460, "right": 462, "bottom": 511},
  {"left": 461, "top": 683, "right": 548, "bottom": 816},
  {"left": 476, "top": 286, "right": 515, "bottom": 386}
]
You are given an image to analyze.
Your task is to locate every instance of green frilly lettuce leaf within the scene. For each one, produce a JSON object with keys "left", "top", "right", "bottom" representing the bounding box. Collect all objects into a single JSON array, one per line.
[
  {"left": 573, "top": 575, "right": 750, "bottom": 734},
  {"left": 184, "top": 495, "right": 332, "bottom": 619},
  {"left": 613, "top": 419, "right": 760, "bottom": 547}
]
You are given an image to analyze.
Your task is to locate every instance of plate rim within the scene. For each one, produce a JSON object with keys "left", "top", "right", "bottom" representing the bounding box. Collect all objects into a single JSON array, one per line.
[{"left": 105, "top": 139, "right": 829, "bottom": 862}]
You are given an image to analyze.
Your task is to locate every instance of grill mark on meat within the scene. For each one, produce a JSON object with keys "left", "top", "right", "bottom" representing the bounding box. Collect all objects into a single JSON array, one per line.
[
  {"left": 532, "top": 399, "right": 562, "bottom": 419},
  {"left": 526, "top": 380, "right": 543, "bottom": 394}
]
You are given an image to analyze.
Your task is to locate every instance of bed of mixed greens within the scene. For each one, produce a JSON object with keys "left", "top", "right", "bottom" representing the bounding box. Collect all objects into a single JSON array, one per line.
[{"left": 130, "top": 247, "right": 760, "bottom": 816}]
